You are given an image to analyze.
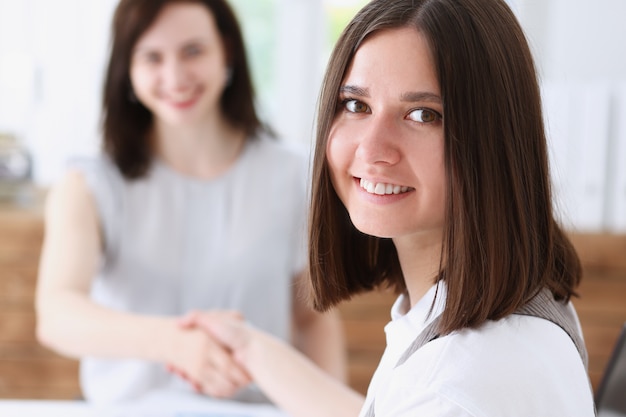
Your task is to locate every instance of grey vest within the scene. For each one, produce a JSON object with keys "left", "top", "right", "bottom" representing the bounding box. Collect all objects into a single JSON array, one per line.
[{"left": 364, "top": 289, "right": 591, "bottom": 417}]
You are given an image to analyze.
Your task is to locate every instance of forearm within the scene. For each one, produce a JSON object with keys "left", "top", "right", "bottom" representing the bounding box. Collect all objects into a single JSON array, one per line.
[
  {"left": 36, "top": 289, "right": 175, "bottom": 362},
  {"left": 243, "top": 328, "right": 363, "bottom": 417},
  {"left": 34, "top": 172, "right": 178, "bottom": 362},
  {"left": 293, "top": 309, "right": 348, "bottom": 382}
]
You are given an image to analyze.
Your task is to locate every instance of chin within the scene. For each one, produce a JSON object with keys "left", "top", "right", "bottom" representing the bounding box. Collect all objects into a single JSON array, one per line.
[
  {"left": 161, "top": 112, "right": 203, "bottom": 127},
  {"left": 349, "top": 216, "right": 397, "bottom": 239}
]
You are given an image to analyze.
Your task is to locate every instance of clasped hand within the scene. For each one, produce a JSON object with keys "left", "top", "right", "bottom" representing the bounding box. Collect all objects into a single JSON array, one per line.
[{"left": 165, "top": 310, "right": 251, "bottom": 398}]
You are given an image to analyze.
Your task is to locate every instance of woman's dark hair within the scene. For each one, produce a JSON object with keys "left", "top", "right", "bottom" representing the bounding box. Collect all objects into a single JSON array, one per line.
[
  {"left": 102, "top": 0, "right": 267, "bottom": 178},
  {"left": 309, "top": 0, "right": 582, "bottom": 335}
]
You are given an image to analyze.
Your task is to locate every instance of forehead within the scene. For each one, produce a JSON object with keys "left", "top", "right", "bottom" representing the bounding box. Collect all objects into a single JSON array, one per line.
[
  {"left": 135, "top": 3, "right": 221, "bottom": 49},
  {"left": 343, "top": 27, "right": 439, "bottom": 95}
]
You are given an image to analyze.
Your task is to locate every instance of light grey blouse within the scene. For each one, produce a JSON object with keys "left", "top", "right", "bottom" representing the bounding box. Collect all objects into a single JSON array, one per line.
[{"left": 72, "top": 135, "right": 309, "bottom": 403}]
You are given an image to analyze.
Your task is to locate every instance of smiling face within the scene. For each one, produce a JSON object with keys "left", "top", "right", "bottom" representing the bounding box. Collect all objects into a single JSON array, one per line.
[
  {"left": 129, "top": 2, "right": 229, "bottom": 127},
  {"left": 327, "top": 27, "right": 446, "bottom": 243}
]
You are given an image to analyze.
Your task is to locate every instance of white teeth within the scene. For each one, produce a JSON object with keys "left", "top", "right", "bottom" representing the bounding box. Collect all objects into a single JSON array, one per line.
[{"left": 360, "top": 179, "right": 412, "bottom": 195}]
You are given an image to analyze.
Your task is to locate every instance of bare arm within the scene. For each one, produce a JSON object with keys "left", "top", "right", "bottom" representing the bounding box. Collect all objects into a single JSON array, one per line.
[
  {"left": 291, "top": 271, "right": 347, "bottom": 382},
  {"left": 35, "top": 170, "right": 248, "bottom": 396},
  {"left": 197, "top": 315, "right": 365, "bottom": 417}
]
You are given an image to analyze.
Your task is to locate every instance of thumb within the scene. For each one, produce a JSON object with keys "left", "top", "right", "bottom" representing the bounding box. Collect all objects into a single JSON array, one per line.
[
  {"left": 177, "top": 310, "right": 200, "bottom": 329},
  {"left": 197, "top": 315, "right": 251, "bottom": 352}
]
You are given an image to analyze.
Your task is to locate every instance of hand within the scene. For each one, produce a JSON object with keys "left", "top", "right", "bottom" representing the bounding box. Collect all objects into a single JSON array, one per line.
[
  {"left": 165, "top": 310, "right": 252, "bottom": 398},
  {"left": 187, "top": 310, "right": 255, "bottom": 365}
]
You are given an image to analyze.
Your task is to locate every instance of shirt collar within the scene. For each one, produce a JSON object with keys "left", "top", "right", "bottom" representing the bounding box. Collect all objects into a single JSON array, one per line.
[{"left": 384, "top": 282, "right": 447, "bottom": 354}]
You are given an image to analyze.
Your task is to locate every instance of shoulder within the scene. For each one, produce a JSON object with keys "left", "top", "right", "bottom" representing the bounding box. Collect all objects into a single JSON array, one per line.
[
  {"left": 67, "top": 154, "right": 121, "bottom": 182},
  {"left": 248, "top": 134, "right": 309, "bottom": 168},
  {"left": 242, "top": 135, "right": 310, "bottom": 189},
  {"left": 428, "top": 315, "right": 586, "bottom": 380},
  {"left": 64, "top": 154, "right": 128, "bottom": 198},
  {"left": 380, "top": 315, "right": 594, "bottom": 416},
  {"left": 53, "top": 155, "right": 126, "bottom": 232},
  {"left": 49, "top": 156, "right": 107, "bottom": 210},
  {"left": 45, "top": 166, "right": 99, "bottom": 232}
]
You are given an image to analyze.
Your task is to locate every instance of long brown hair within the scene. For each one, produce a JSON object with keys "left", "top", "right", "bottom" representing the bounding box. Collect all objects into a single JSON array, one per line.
[
  {"left": 102, "top": 0, "right": 268, "bottom": 178},
  {"left": 309, "top": 0, "right": 581, "bottom": 335}
]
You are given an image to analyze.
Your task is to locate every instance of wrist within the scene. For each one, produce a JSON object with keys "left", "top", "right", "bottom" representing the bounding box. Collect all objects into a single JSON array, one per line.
[
  {"left": 240, "top": 326, "right": 276, "bottom": 372},
  {"left": 144, "top": 316, "right": 180, "bottom": 363}
]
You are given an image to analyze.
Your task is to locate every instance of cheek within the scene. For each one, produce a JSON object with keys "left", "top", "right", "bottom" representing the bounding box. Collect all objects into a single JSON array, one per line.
[
  {"left": 129, "top": 66, "right": 150, "bottom": 95},
  {"left": 326, "top": 122, "right": 355, "bottom": 169},
  {"left": 429, "top": 152, "right": 447, "bottom": 214},
  {"left": 198, "top": 55, "right": 227, "bottom": 82},
  {"left": 325, "top": 133, "right": 349, "bottom": 185}
]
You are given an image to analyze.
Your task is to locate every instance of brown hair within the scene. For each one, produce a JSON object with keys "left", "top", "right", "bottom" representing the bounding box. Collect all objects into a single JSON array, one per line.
[
  {"left": 309, "top": 0, "right": 581, "bottom": 335},
  {"left": 102, "top": 0, "right": 268, "bottom": 178}
]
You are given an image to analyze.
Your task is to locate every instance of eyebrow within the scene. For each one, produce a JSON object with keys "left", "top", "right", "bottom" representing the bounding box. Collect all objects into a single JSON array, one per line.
[
  {"left": 339, "top": 85, "right": 442, "bottom": 104},
  {"left": 400, "top": 91, "right": 442, "bottom": 104},
  {"left": 339, "top": 85, "right": 369, "bottom": 97},
  {"left": 134, "top": 38, "right": 207, "bottom": 53}
]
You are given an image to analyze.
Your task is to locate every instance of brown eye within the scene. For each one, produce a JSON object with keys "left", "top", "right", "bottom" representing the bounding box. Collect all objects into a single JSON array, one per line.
[
  {"left": 182, "top": 44, "right": 203, "bottom": 58},
  {"left": 144, "top": 52, "right": 161, "bottom": 64},
  {"left": 408, "top": 108, "right": 440, "bottom": 123},
  {"left": 344, "top": 99, "right": 370, "bottom": 113}
]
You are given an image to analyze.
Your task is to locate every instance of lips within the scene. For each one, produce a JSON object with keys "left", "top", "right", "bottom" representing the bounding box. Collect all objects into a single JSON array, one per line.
[
  {"left": 359, "top": 178, "right": 413, "bottom": 195},
  {"left": 168, "top": 96, "right": 199, "bottom": 109},
  {"left": 165, "top": 86, "right": 203, "bottom": 109}
]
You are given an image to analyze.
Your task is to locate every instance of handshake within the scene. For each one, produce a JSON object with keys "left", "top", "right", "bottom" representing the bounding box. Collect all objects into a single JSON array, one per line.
[
  {"left": 153, "top": 307, "right": 354, "bottom": 417},
  {"left": 164, "top": 311, "right": 257, "bottom": 399}
]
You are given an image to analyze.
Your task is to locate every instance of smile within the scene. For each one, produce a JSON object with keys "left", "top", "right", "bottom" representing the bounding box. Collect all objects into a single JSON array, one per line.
[
  {"left": 359, "top": 178, "right": 413, "bottom": 195},
  {"left": 165, "top": 87, "right": 203, "bottom": 109},
  {"left": 168, "top": 96, "right": 199, "bottom": 109}
]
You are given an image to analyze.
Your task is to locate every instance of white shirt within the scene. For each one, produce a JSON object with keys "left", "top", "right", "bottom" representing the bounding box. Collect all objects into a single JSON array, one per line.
[{"left": 361, "top": 284, "right": 596, "bottom": 417}]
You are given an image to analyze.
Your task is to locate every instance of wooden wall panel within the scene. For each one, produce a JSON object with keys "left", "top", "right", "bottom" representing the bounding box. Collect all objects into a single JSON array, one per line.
[
  {"left": 0, "top": 203, "right": 81, "bottom": 400},
  {"left": 573, "top": 268, "right": 626, "bottom": 390}
]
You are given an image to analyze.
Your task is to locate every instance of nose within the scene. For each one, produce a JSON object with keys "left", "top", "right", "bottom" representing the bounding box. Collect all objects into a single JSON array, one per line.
[
  {"left": 161, "top": 58, "right": 190, "bottom": 92},
  {"left": 354, "top": 114, "right": 401, "bottom": 166}
]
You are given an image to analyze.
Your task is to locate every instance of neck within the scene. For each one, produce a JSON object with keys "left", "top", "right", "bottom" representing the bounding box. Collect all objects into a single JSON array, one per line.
[
  {"left": 152, "top": 114, "right": 246, "bottom": 179},
  {"left": 393, "top": 230, "right": 443, "bottom": 308}
]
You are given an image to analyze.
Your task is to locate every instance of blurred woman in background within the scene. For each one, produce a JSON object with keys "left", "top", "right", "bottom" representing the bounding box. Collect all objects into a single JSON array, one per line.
[{"left": 35, "top": 0, "right": 345, "bottom": 404}]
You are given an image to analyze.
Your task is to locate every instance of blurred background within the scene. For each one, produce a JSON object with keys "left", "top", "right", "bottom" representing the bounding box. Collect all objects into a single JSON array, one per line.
[
  {"left": 0, "top": 0, "right": 625, "bottom": 401},
  {"left": 0, "top": 0, "right": 625, "bottom": 232}
]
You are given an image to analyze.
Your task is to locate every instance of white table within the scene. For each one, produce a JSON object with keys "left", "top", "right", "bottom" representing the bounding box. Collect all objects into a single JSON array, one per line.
[{"left": 0, "top": 391, "right": 289, "bottom": 417}]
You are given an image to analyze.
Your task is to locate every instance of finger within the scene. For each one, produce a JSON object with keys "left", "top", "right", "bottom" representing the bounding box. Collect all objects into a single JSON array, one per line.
[
  {"left": 168, "top": 364, "right": 203, "bottom": 393},
  {"left": 205, "top": 339, "right": 251, "bottom": 387},
  {"left": 199, "top": 362, "right": 238, "bottom": 398},
  {"left": 178, "top": 310, "right": 241, "bottom": 330},
  {"left": 223, "top": 310, "right": 244, "bottom": 320},
  {"left": 198, "top": 367, "right": 241, "bottom": 399},
  {"left": 177, "top": 310, "right": 200, "bottom": 328},
  {"left": 168, "top": 364, "right": 188, "bottom": 382},
  {"left": 197, "top": 316, "right": 249, "bottom": 352},
  {"left": 222, "top": 360, "right": 251, "bottom": 387}
]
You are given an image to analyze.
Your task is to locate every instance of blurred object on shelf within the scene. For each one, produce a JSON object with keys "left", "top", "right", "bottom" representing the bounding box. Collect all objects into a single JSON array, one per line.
[{"left": 0, "top": 131, "right": 34, "bottom": 205}]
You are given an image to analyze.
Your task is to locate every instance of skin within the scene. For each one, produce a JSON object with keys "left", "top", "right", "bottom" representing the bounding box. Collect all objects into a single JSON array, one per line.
[
  {"left": 186, "top": 27, "right": 446, "bottom": 417},
  {"left": 36, "top": 2, "right": 346, "bottom": 400},
  {"left": 129, "top": 3, "right": 229, "bottom": 127},
  {"left": 328, "top": 26, "right": 445, "bottom": 307},
  {"left": 129, "top": 2, "right": 245, "bottom": 179}
]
